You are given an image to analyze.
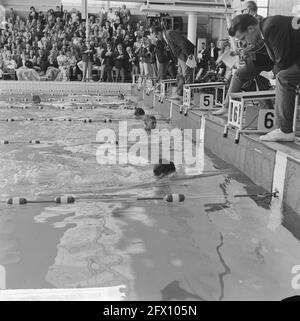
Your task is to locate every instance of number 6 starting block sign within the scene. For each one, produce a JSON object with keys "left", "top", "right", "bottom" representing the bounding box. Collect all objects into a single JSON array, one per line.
[
  {"left": 229, "top": 100, "right": 242, "bottom": 127},
  {"left": 199, "top": 94, "right": 214, "bottom": 110},
  {"left": 224, "top": 90, "right": 276, "bottom": 143},
  {"left": 258, "top": 109, "right": 275, "bottom": 131}
]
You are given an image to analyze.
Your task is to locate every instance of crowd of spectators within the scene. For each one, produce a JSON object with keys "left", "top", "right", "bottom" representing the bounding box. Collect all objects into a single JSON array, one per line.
[
  {"left": 0, "top": 5, "right": 178, "bottom": 82},
  {"left": 0, "top": 5, "right": 226, "bottom": 84}
]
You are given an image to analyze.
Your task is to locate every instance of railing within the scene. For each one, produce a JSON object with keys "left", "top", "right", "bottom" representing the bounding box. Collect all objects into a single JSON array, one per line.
[{"left": 159, "top": 79, "right": 177, "bottom": 102}]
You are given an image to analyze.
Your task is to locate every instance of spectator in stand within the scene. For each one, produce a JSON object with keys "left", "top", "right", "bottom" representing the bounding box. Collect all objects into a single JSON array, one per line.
[
  {"left": 125, "top": 24, "right": 135, "bottom": 42},
  {"left": 107, "top": 8, "right": 115, "bottom": 24},
  {"left": 0, "top": 56, "right": 4, "bottom": 79},
  {"left": 93, "top": 48, "right": 103, "bottom": 81},
  {"left": 242, "top": 1, "right": 263, "bottom": 22},
  {"left": 54, "top": 6, "right": 63, "bottom": 19},
  {"left": 99, "top": 7, "right": 107, "bottom": 26},
  {"left": 36, "top": 48, "right": 48, "bottom": 74},
  {"left": 114, "top": 43, "right": 126, "bottom": 82},
  {"left": 56, "top": 50, "right": 70, "bottom": 81},
  {"left": 120, "top": 5, "right": 131, "bottom": 26},
  {"left": 7, "top": 8, "right": 16, "bottom": 23},
  {"left": 81, "top": 39, "right": 95, "bottom": 82},
  {"left": 208, "top": 42, "right": 221, "bottom": 69},
  {"left": 116, "top": 28, "right": 125, "bottom": 45},
  {"left": 195, "top": 42, "right": 209, "bottom": 81},
  {"left": 28, "top": 49, "right": 37, "bottom": 66},
  {"left": 123, "top": 34, "right": 133, "bottom": 50},
  {"left": 104, "top": 20, "right": 113, "bottom": 40},
  {"left": 126, "top": 46, "right": 139, "bottom": 80},
  {"left": 101, "top": 43, "right": 114, "bottom": 82},
  {"left": 70, "top": 8, "right": 79, "bottom": 24},
  {"left": 4, "top": 52, "right": 17, "bottom": 72},
  {"left": 136, "top": 37, "right": 146, "bottom": 75},
  {"left": 28, "top": 7, "right": 38, "bottom": 22},
  {"left": 112, "top": 10, "right": 121, "bottom": 29},
  {"left": 149, "top": 43, "right": 157, "bottom": 77}
]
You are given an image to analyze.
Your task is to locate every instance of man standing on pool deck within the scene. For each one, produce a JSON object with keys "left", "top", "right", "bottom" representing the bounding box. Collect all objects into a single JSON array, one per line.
[
  {"left": 226, "top": 14, "right": 300, "bottom": 142},
  {"left": 163, "top": 29, "right": 195, "bottom": 100}
]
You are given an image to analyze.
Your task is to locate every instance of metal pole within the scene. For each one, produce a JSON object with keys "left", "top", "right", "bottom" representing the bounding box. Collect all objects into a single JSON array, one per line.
[
  {"left": 223, "top": 0, "right": 237, "bottom": 51},
  {"left": 82, "top": 0, "right": 89, "bottom": 40}
]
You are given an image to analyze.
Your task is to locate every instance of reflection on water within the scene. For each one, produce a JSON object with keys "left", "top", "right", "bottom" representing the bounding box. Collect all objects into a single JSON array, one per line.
[{"left": 0, "top": 94, "right": 300, "bottom": 300}]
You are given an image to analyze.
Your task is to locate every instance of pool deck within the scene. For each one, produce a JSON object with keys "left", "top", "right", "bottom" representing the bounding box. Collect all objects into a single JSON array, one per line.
[{"left": 135, "top": 87, "right": 300, "bottom": 217}]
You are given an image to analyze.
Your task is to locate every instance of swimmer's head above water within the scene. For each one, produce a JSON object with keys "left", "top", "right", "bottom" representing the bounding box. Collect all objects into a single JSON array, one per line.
[
  {"left": 153, "top": 159, "right": 176, "bottom": 177},
  {"left": 134, "top": 107, "right": 145, "bottom": 117},
  {"left": 144, "top": 115, "right": 157, "bottom": 133}
]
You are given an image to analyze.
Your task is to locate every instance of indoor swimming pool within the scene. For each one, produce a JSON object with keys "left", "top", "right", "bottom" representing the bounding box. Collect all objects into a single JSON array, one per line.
[{"left": 0, "top": 92, "right": 300, "bottom": 301}]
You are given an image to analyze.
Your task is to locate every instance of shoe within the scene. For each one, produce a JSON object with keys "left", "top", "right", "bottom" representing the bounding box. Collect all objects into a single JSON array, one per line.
[
  {"left": 260, "top": 129, "right": 295, "bottom": 142},
  {"left": 212, "top": 107, "right": 228, "bottom": 116}
]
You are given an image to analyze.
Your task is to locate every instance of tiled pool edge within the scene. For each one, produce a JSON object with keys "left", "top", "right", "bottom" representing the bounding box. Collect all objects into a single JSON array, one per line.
[{"left": 140, "top": 88, "right": 300, "bottom": 216}]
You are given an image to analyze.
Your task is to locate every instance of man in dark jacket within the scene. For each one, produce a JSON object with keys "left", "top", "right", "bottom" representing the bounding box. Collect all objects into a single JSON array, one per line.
[
  {"left": 113, "top": 43, "right": 126, "bottom": 82},
  {"left": 209, "top": 42, "right": 221, "bottom": 64},
  {"left": 101, "top": 43, "right": 114, "bottom": 82},
  {"left": 226, "top": 14, "right": 300, "bottom": 142},
  {"left": 154, "top": 27, "right": 170, "bottom": 89},
  {"left": 213, "top": 12, "right": 274, "bottom": 116},
  {"left": 163, "top": 29, "right": 195, "bottom": 99}
]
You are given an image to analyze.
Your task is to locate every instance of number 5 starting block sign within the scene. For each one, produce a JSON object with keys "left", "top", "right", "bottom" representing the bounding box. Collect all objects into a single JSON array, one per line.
[
  {"left": 182, "top": 82, "right": 226, "bottom": 110},
  {"left": 199, "top": 94, "right": 214, "bottom": 110}
]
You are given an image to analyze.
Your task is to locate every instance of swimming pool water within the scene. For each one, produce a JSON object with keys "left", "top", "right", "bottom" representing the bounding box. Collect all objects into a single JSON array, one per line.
[{"left": 0, "top": 93, "right": 300, "bottom": 300}]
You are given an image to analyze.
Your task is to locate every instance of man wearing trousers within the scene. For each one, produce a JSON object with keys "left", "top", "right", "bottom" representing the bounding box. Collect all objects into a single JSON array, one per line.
[
  {"left": 163, "top": 29, "right": 195, "bottom": 99},
  {"left": 226, "top": 14, "right": 300, "bottom": 142},
  {"left": 213, "top": 3, "right": 273, "bottom": 116}
]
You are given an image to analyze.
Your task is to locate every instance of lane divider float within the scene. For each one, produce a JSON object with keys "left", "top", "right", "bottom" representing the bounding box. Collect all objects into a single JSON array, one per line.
[
  {"left": 3, "top": 194, "right": 186, "bottom": 206},
  {"left": 6, "top": 196, "right": 75, "bottom": 205}
]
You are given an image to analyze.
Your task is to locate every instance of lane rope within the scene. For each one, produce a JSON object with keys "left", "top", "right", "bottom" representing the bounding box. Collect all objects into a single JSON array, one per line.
[{"left": 1, "top": 191, "right": 279, "bottom": 206}]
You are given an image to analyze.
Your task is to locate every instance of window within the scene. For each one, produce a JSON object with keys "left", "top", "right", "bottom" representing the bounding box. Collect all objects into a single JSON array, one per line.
[{"left": 256, "top": 0, "right": 269, "bottom": 17}]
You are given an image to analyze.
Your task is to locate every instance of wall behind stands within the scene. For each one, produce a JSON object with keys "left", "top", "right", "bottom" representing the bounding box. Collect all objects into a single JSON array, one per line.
[
  {"left": 268, "top": 0, "right": 299, "bottom": 15},
  {"left": 2, "top": 0, "right": 61, "bottom": 12},
  {"left": 232, "top": 0, "right": 298, "bottom": 15}
]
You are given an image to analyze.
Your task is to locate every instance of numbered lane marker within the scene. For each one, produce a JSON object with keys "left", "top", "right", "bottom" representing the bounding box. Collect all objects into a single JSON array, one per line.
[
  {"left": 258, "top": 110, "right": 275, "bottom": 131},
  {"left": 230, "top": 100, "right": 242, "bottom": 127},
  {"left": 183, "top": 88, "right": 191, "bottom": 108},
  {"left": 199, "top": 94, "right": 214, "bottom": 110}
]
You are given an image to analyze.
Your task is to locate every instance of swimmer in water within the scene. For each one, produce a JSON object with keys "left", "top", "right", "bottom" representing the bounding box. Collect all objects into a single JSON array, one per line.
[
  {"left": 153, "top": 159, "right": 176, "bottom": 177},
  {"left": 144, "top": 115, "right": 157, "bottom": 134},
  {"left": 134, "top": 107, "right": 145, "bottom": 117}
]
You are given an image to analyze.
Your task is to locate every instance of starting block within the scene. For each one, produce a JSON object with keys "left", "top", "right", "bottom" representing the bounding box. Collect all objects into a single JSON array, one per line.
[
  {"left": 293, "top": 86, "right": 300, "bottom": 141},
  {"left": 132, "top": 74, "right": 155, "bottom": 91},
  {"left": 159, "top": 79, "right": 177, "bottom": 102},
  {"left": 132, "top": 74, "right": 140, "bottom": 87},
  {"left": 182, "top": 82, "right": 226, "bottom": 114},
  {"left": 224, "top": 90, "right": 276, "bottom": 143}
]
